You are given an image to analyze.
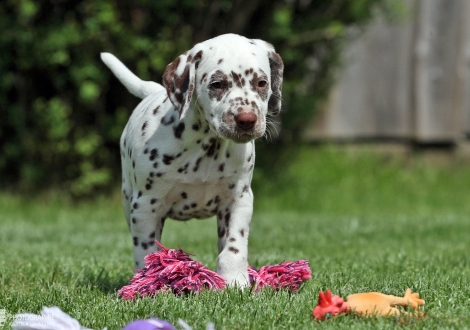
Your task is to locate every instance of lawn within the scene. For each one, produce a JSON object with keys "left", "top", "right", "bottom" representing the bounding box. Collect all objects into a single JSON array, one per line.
[{"left": 1, "top": 145, "right": 470, "bottom": 329}]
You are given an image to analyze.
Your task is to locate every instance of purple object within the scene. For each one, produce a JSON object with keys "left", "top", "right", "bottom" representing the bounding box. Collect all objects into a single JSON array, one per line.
[{"left": 123, "top": 318, "right": 176, "bottom": 330}]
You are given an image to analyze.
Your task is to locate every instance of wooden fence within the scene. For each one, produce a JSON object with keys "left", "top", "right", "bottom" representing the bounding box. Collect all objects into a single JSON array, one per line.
[{"left": 307, "top": 0, "right": 470, "bottom": 143}]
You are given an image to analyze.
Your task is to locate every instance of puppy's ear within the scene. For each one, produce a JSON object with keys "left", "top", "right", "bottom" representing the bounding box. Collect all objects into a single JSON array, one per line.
[
  {"left": 163, "top": 49, "right": 203, "bottom": 119},
  {"left": 267, "top": 51, "right": 284, "bottom": 116},
  {"left": 252, "top": 39, "right": 284, "bottom": 116}
]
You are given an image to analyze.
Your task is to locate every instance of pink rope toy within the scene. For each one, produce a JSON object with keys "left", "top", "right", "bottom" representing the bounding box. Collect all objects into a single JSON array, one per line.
[{"left": 118, "top": 241, "right": 311, "bottom": 299}]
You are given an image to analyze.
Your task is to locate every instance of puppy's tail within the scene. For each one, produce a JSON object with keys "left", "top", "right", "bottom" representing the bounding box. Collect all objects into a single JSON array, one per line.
[{"left": 100, "top": 52, "right": 164, "bottom": 99}]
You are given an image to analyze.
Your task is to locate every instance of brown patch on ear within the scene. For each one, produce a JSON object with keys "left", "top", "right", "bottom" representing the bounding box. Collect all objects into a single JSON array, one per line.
[
  {"left": 192, "top": 50, "right": 203, "bottom": 64},
  {"left": 267, "top": 51, "right": 284, "bottom": 116},
  {"left": 162, "top": 50, "right": 203, "bottom": 118},
  {"left": 163, "top": 56, "right": 181, "bottom": 96}
]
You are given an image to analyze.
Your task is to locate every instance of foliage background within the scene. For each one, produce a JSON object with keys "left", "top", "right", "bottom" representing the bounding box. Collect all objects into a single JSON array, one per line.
[{"left": 0, "top": 0, "right": 400, "bottom": 196}]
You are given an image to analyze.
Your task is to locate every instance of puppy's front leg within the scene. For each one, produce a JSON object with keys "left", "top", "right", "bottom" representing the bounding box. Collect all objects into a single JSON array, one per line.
[
  {"left": 129, "top": 194, "right": 166, "bottom": 271},
  {"left": 216, "top": 188, "right": 253, "bottom": 287}
]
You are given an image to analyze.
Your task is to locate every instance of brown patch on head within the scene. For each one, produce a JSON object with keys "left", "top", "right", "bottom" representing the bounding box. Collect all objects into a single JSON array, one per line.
[
  {"left": 231, "top": 71, "right": 245, "bottom": 88},
  {"left": 208, "top": 70, "right": 229, "bottom": 101},
  {"left": 200, "top": 73, "right": 207, "bottom": 84},
  {"left": 249, "top": 70, "right": 269, "bottom": 101}
]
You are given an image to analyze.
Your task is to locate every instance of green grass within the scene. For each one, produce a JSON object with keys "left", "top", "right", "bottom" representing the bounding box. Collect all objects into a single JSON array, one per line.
[{"left": 2, "top": 145, "right": 470, "bottom": 329}]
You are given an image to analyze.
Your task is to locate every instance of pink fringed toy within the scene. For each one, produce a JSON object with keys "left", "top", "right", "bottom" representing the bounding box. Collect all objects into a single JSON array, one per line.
[{"left": 119, "top": 241, "right": 311, "bottom": 299}]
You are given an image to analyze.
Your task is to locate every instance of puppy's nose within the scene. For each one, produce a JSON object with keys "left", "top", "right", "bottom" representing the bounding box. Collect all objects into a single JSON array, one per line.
[{"left": 234, "top": 112, "right": 257, "bottom": 130}]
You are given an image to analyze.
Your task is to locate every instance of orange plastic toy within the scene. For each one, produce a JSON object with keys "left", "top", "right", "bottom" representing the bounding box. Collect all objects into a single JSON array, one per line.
[{"left": 313, "top": 288, "right": 424, "bottom": 320}]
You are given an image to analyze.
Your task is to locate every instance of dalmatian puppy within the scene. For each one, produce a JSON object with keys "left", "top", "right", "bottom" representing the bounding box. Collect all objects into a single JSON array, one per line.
[{"left": 101, "top": 33, "right": 283, "bottom": 286}]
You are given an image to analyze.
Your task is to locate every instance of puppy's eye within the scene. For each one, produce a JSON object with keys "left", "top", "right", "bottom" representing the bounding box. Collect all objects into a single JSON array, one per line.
[
  {"left": 258, "top": 80, "right": 267, "bottom": 88},
  {"left": 210, "top": 81, "right": 224, "bottom": 89}
]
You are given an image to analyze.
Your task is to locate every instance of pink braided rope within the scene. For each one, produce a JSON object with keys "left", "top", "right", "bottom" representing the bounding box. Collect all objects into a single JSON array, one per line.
[{"left": 118, "top": 241, "right": 311, "bottom": 300}]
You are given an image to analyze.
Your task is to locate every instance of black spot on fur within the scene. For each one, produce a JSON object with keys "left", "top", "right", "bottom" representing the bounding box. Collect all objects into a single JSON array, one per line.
[
  {"left": 133, "top": 202, "right": 139, "bottom": 209},
  {"left": 178, "top": 162, "right": 189, "bottom": 173},
  {"left": 229, "top": 183, "right": 235, "bottom": 189},
  {"left": 163, "top": 154, "right": 176, "bottom": 165},
  {"left": 240, "top": 229, "right": 245, "bottom": 237},
  {"left": 141, "top": 242, "right": 148, "bottom": 250},
  {"left": 218, "top": 227, "right": 226, "bottom": 238},
  {"left": 149, "top": 231, "right": 156, "bottom": 238},
  {"left": 173, "top": 122, "right": 185, "bottom": 139},
  {"left": 149, "top": 148, "right": 159, "bottom": 161},
  {"left": 145, "top": 184, "right": 152, "bottom": 190},
  {"left": 193, "top": 157, "right": 202, "bottom": 172},
  {"left": 207, "top": 143, "right": 216, "bottom": 157},
  {"left": 133, "top": 237, "right": 138, "bottom": 246},
  {"left": 151, "top": 198, "right": 157, "bottom": 204},
  {"left": 181, "top": 192, "right": 187, "bottom": 199},
  {"left": 219, "top": 163, "right": 225, "bottom": 172},
  {"left": 225, "top": 212, "right": 231, "bottom": 226},
  {"left": 132, "top": 217, "right": 136, "bottom": 224}
]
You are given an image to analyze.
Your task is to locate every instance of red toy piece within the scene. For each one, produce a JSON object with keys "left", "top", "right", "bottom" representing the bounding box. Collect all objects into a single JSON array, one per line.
[
  {"left": 313, "top": 289, "right": 424, "bottom": 320},
  {"left": 248, "top": 261, "right": 311, "bottom": 292},
  {"left": 119, "top": 241, "right": 311, "bottom": 299}
]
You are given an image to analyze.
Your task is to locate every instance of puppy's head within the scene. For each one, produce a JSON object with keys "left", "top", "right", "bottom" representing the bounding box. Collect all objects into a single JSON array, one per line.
[{"left": 163, "top": 34, "right": 284, "bottom": 143}]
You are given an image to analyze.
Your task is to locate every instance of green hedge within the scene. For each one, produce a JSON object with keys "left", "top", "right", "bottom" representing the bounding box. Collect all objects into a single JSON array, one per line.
[{"left": 0, "top": 0, "right": 400, "bottom": 196}]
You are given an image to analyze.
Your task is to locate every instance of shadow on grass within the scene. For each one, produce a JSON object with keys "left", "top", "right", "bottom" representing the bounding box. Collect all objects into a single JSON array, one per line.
[{"left": 75, "top": 267, "right": 131, "bottom": 294}]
